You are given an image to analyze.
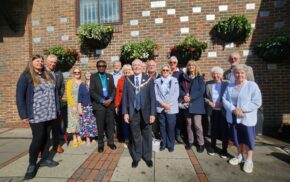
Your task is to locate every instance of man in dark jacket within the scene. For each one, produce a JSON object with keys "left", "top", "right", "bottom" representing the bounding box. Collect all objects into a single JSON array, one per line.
[
  {"left": 46, "top": 54, "right": 65, "bottom": 153},
  {"left": 122, "top": 59, "right": 156, "bottom": 168},
  {"left": 90, "top": 60, "right": 116, "bottom": 153}
]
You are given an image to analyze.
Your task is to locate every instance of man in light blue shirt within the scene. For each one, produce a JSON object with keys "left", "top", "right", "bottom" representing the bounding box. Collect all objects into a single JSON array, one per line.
[{"left": 110, "top": 60, "right": 123, "bottom": 87}]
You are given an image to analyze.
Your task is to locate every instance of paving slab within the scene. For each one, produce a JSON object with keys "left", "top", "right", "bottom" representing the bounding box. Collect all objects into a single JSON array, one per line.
[
  {"left": 0, "top": 139, "right": 30, "bottom": 153},
  {"left": 111, "top": 145, "right": 198, "bottom": 182},
  {"left": 0, "top": 142, "right": 97, "bottom": 180},
  {"left": 195, "top": 142, "right": 290, "bottom": 182},
  {"left": 111, "top": 154, "right": 154, "bottom": 182},
  {"left": 0, "top": 128, "right": 11, "bottom": 133},
  {"left": 0, "top": 128, "right": 32, "bottom": 138},
  {"left": 155, "top": 158, "right": 198, "bottom": 182}
]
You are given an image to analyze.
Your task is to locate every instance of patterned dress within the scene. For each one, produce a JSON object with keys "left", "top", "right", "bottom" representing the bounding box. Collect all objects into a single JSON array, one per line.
[
  {"left": 78, "top": 83, "right": 98, "bottom": 138},
  {"left": 66, "top": 79, "right": 80, "bottom": 133}
]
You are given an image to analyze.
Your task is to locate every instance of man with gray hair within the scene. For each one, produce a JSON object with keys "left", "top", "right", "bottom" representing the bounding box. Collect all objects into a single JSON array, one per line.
[
  {"left": 110, "top": 60, "right": 123, "bottom": 87},
  {"left": 224, "top": 52, "right": 255, "bottom": 82},
  {"left": 122, "top": 59, "right": 156, "bottom": 168},
  {"left": 46, "top": 54, "right": 65, "bottom": 153}
]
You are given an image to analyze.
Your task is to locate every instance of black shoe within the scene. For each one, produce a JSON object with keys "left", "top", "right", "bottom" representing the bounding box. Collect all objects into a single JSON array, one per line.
[
  {"left": 39, "top": 159, "right": 59, "bottom": 167},
  {"left": 160, "top": 146, "right": 166, "bottom": 151},
  {"left": 185, "top": 143, "right": 192, "bottom": 150},
  {"left": 197, "top": 145, "right": 205, "bottom": 153},
  {"left": 131, "top": 160, "right": 139, "bottom": 168},
  {"left": 208, "top": 147, "right": 215, "bottom": 156},
  {"left": 145, "top": 160, "right": 153, "bottom": 168},
  {"left": 98, "top": 146, "right": 104, "bottom": 153},
  {"left": 24, "top": 165, "right": 37, "bottom": 180},
  {"left": 168, "top": 148, "right": 174, "bottom": 152},
  {"left": 176, "top": 136, "right": 184, "bottom": 144},
  {"left": 220, "top": 150, "right": 228, "bottom": 159},
  {"left": 108, "top": 144, "right": 117, "bottom": 150}
]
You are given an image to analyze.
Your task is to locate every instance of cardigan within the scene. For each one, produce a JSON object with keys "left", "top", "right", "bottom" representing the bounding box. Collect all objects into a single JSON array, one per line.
[
  {"left": 114, "top": 76, "right": 125, "bottom": 108},
  {"left": 222, "top": 80, "right": 262, "bottom": 126},
  {"left": 78, "top": 83, "right": 92, "bottom": 106},
  {"left": 154, "top": 76, "right": 179, "bottom": 114},
  {"left": 16, "top": 71, "right": 60, "bottom": 120}
]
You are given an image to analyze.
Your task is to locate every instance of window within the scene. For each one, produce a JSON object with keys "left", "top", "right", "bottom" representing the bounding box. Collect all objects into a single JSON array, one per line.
[{"left": 79, "top": 0, "right": 121, "bottom": 25}]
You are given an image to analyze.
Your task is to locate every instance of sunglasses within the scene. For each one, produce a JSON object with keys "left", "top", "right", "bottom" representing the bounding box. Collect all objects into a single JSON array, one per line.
[
  {"left": 162, "top": 69, "right": 170, "bottom": 72},
  {"left": 97, "top": 65, "right": 106, "bottom": 68},
  {"left": 74, "top": 71, "right": 80, "bottom": 74}
]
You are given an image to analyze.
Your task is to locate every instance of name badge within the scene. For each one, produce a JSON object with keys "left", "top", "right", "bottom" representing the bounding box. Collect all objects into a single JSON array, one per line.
[{"left": 103, "top": 88, "right": 107, "bottom": 92}]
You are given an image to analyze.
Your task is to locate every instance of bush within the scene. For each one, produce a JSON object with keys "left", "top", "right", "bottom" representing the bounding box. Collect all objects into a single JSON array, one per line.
[
  {"left": 170, "top": 35, "right": 207, "bottom": 66},
  {"left": 211, "top": 15, "right": 252, "bottom": 45},
  {"left": 120, "top": 39, "right": 158, "bottom": 64},
  {"left": 254, "top": 35, "right": 290, "bottom": 63},
  {"left": 78, "top": 23, "right": 114, "bottom": 49},
  {"left": 44, "top": 46, "right": 79, "bottom": 72}
]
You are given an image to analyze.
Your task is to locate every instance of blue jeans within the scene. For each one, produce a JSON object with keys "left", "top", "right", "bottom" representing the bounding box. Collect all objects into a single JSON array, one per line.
[{"left": 158, "top": 112, "right": 176, "bottom": 150}]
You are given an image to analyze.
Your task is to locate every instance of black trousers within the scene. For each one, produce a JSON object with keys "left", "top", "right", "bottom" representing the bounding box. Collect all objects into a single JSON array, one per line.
[
  {"left": 51, "top": 116, "right": 61, "bottom": 149},
  {"left": 29, "top": 120, "right": 53, "bottom": 165},
  {"left": 210, "top": 110, "right": 228, "bottom": 152},
  {"left": 129, "top": 110, "right": 152, "bottom": 162},
  {"left": 93, "top": 109, "right": 115, "bottom": 147}
]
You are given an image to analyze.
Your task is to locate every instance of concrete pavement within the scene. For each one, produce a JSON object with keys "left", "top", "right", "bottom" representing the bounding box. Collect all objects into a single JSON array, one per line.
[{"left": 0, "top": 128, "right": 289, "bottom": 182}]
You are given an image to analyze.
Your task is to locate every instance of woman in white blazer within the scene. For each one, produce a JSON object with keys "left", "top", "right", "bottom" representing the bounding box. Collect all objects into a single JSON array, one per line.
[
  {"left": 223, "top": 64, "right": 262, "bottom": 173},
  {"left": 154, "top": 64, "right": 179, "bottom": 152}
]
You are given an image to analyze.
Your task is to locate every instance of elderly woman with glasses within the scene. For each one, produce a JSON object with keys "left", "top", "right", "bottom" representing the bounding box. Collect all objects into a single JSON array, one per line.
[
  {"left": 223, "top": 64, "right": 262, "bottom": 173},
  {"left": 154, "top": 64, "right": 179, "bottom": 152},
  {"left": 66, "top": 68, "right": 85, "bottom": 148},
  {"left": 205, "top": 66, "right": 229, "bottom": 158},
  {"left": 180, "top": 60, "right": 206, "bottom": 153}
]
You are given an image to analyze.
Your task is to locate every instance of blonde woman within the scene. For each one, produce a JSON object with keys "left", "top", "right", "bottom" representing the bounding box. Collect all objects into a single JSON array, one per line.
[
  {"left": 115, "top": 64, "right": 133, "bottom": 143},
  {"left": 66, "top": 68, "right": 84, "bottom": 147},
  {"left": 16, "top": 55, "right": 59, "bottom": 180},
  {"left": 179, "top": 60, "right": 206, "bottom": 152}
]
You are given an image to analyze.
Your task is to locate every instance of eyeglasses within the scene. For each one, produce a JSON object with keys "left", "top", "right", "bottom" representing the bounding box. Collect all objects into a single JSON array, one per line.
[
  {"left": 74, "top": 71, "right": 80, "bottom": 74},
  {"left": 162, "top": 69, "right": 170, "bottom": 72},
  {"left": 230, "top": 57, "right": 239, "bottom": 60},
  {"left": 97, "top": 65, "right": 106, "bottom": 68},
  {"left": 169, "top": 61, "right": 177, "bottom": 64}
]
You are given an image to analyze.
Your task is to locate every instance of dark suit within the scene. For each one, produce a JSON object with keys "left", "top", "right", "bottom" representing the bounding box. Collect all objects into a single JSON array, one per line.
[
  {"left": 49, "top": 70, "right": 65, "bottom": 149},
  {"left": 90, "top": 72, "right": 115, "bottom": 147},
  {"left": 122, "top": 74, "right": 156, "bottom": 162}
]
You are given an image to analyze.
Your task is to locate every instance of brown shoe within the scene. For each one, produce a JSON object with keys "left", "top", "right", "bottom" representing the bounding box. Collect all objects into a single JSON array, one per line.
[{"left": 56, "top": 145, "right": 64, "bottom": 153}]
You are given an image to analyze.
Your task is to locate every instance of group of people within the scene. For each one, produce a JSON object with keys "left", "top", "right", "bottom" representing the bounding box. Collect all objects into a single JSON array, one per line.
[{"left": 16, "top": 52, "right": 262, "bottom": 180}]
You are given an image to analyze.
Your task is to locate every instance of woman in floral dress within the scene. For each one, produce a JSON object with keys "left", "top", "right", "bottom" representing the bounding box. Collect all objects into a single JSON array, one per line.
[
  {"left": 78, "top": 71, "right": 98, "bottom": 146},
  {"left": 66, "top": 68, "right": 85, "bottom": 148}
]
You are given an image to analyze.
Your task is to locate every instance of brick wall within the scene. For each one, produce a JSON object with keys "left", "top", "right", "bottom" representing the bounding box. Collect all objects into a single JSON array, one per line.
[{"left": 0, "top": 0, "right": 289, "bottom": 135}]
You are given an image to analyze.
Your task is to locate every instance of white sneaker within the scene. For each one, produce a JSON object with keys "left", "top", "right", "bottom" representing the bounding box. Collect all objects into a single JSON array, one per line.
[
  {"left": 243, "top": 160, "right": 254, "bottom": 173},
  {"left": 229, "top": 157, "right": 242, "bottom": 165}
]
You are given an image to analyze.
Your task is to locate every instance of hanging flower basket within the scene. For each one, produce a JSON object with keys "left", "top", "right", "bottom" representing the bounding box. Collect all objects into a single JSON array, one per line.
[
  {"left": 44, "top": 46, "right": 79, "bottom": 72},
  {"left": 170, "top": 35, "right": 207, "bottom": 66},
  {"left": 78, "top": 23, "right": 114, "bottom": 49},
  {"left": 254, "top": 35, "right": 290, "bottom": 63},
  {"left": 210, "top": 15, "right": 252, "bottom": 45},
  {"left": 120, "top": 39, "right": 158, "bottom": 65}
]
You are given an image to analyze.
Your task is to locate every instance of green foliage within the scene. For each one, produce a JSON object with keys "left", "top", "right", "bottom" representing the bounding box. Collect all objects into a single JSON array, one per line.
[
  {"left": 120, "top": 39, "right": 158, "bottom": 64},
  {"left": 211, "top": 15, "right": 252, "bottom": 45},
  {"left": 170, "top": 35, "right": 207, "bottom": 66},
  {"left": 44, "top": 46, "right": 79, "bottom": 72},
  {"left": 254, "top": 35, "right": 290, "bottom": 63},
  {"left": 78, "top": 23, "right": 114, "bottom": 49}
]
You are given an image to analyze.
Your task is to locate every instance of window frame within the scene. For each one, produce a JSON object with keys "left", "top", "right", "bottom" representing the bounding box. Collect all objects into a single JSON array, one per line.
[{"left": 75, "top": 0, "right": 123, "bottom": 27}]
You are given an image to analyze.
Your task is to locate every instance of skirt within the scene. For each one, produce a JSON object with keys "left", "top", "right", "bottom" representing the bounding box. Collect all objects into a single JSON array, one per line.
[
  {"left": 79, "top": 105, "right": 98, "bottom": 138},
  {"left": 231, "top": 115, "right": 255, "bottom": 150}
]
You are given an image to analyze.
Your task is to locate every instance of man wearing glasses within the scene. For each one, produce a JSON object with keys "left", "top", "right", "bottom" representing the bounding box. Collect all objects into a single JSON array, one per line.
[
  {"left": 90, "top": 60, "right": 116, "bottom": 153},
  {"left": 224, "top": 52, "right": 255, "bottom": 82},
  {"left": 168, "top": 56, "right": 185, "bottom": 144}
]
